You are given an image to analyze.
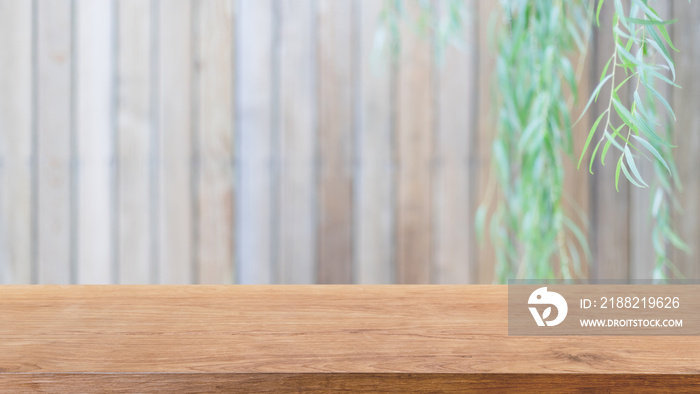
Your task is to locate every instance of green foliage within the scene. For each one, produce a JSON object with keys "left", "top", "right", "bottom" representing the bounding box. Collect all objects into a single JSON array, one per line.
[
  {"left": 477, "top": 0, "right": 593, "bottom": 281},
  {"left": 579, "top": 0, "right": 687, "bottom": 279},
  {"left": 377, "top": 0, "right": 687, "bottom": 281},
  {"left": 376, "top": 0, "right": 471, "bottom": 62}
]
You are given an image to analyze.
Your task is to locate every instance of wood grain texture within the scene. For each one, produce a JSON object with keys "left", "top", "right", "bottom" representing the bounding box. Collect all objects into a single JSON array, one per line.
[
  {"left": 629, "top": 1, "right": 674, "bottom": 280},
  {"left": 2, "top": 373, "right": 699, "bottom": 393},
  {"left": 355, "top": 0, "right": 394, "bottom": 284},
  {"left": 433, "top": 0, "right": 476, "bottom": 284},
  {"left": 2, "top": 1, "right": 700, "bottom": 287},
  {"left": 563, "top": 24, "right": 593, "bottom": 280},
  {"left": 671, "top": 1, "right": 700, "bottom": 279},
  {"left": 0, "top": 285, "right": 699, "bottom": 391},
  {"left": 396, "top": 1, "right": 434, "bottom": 284},
  {"left": 195, "top": 0, "right": 235, "bottom": 284},
  {"left": 236, "top": 0, "right": 274, "bottom": 284},
  {"left": 76, "top": 0, "right": 114, "bottom": 284},
  {"left": 278, "top": 0, "right": 316, "bottom": 284},
  {"left": 0, "top": 0, "right": 32, "bottom": 284},
  {"left": 474, "top": 0, "right": 498, "bottom": 284},
  {"left": 317, "top": 0, "right": 354, "bottom": 284},
  {"left": 158, "top": 0, "right": 193, "bottom": 284},
  {"left": 117, "top": 0, "right": 154, "bottom": 284},
  {"left": 36, "top": 0, "right": 73, "bottom": 284}
]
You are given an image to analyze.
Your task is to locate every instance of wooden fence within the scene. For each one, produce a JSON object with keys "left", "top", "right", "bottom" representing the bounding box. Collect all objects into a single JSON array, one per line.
[{"left": 0, "top": 0, "right": 698, "bottom": 284}]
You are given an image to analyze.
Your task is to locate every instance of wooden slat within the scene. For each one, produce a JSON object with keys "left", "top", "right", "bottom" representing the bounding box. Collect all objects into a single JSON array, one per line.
[
  {"left": 433, "top": 0, "right": 476, "bottom": 284},
  {"left": 563, "top": 24, "right": 593, "bottom": 280},
  {"left": 117, "top": 0, "right": 153, "bottom": 284},
  {"left": 671, "top": 1, "right": 700, "bottom": 279},
  {"left": 590, "top": 2, "right": 630, "bottom": 280},
  {"left": 317, "top": 0, "right": 354, "bottom": 284},
  {"left": 629, "top": 2, "right": 674, "bottom": 280},
  {"left": 628, "top": 141, "right": 654, "bottom": 279},
  {"left": 158, "top": 0, "right": 193, "bottom": 284},
  {"left": 2, "top": 373, "right": 699, "bottom": 393},
  {"left": 75, "top": 0, "right": 114, "bottom": 284},
  {"left": 474, "top": 0, "right": 499, "bottom": 284},
  {"left": 355, "top": 0, "right": 394, "bottom": 284},
  {"left": 36, "top": 0, "right": 73, "bottom": 284},
  {"left": 396, "top": 1, "right": 433, "bottom": 284},
  {"left": 278, "top": 0, "right": 316, "bottom": 284},
  {"left": 236, "top": 0, "right": 274, "bottom": 284},
  {"left": 196, "top": 0, "right": 235, "bottom": 284},
  {"left": 1, "top": 285, "right": 699, "bottom": 392},
  {"left": 0, "top": 1, "right": 32, "bottom": 284}
]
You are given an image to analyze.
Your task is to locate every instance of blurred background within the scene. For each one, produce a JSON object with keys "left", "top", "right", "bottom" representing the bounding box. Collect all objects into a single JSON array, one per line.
[{"left": 0, "top": 0, "right": 698, "bottom": 285}]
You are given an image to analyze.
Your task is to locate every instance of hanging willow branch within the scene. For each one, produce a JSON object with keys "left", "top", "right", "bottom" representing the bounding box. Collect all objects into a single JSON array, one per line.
[
  {"left": 476, "top": 0, "right": 593, "bottom": 281},
  {"left": 578, "top": 0, "right": 688, "bottom": 279},
  {"left": 377, "top": 0, "right": 687, "bottom": 281}
]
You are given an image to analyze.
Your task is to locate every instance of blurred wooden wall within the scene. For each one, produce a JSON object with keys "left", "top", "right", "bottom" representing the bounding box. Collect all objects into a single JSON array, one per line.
[{"left": 0, "top": 0, "right": 697, "bottom": 284}]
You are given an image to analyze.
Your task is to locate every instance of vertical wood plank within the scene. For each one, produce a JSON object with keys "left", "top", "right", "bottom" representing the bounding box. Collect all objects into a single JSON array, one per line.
[
  {"left": 433, "top": 0, "right": 476, "bottom": 284},
  {"left": 590, "top": 2, "right": 630, "bottom": 280},
  {"left": 37, "top": 0, "right": 73, "bottom": 284},
  {"left": 563, "top": 29, "right": 593, "bottom": 280},
  {"left": 236, "top": 0, "right": 274, "bottom": 284},
  {"left": 0, "top": 1, "right": 33, "bottom": 284},
  {"left": 629, "top": 2, "right": 674, "bottom": 280},
  {"left": 158, "top": 0, "right": 193, "bottom": 284},
  {"left": 474, "top": 0, "right": 498, "bottom": 284},
  {"left": 355, "top": 0, "right": 394, "bottom": 284},
  {"left": 75, "top": 0, "right": 114, "bottom": 284},
  {"left": 671, "top": 1, "right": 700, "bottom": 279},
  {"left": 196, "top": 0, "right": 235, "bottom": 284},
  {"left": 278, "top": 0, "right": 316, "bottom": 284},
  {"left": 317, "top": 0, "right": 354, "bottom": 284},
  {"left": 396, "top": 1, "right": 433, "bottom": 284},
  {"left": 628, "top": 120, "right": 654, "bottom": 280},
  {"left": 117, "top": 0, "right": 153, "bottom": 284}
]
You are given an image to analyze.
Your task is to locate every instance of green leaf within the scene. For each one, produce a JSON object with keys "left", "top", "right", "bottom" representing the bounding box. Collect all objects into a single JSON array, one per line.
[
  {"left": 578, "top": 111, "right": 608, "bottom": 169},
  {"left": 602, "top": 125, "right": 626, "bottom": 164},
  {"left": 600, "top": 55, "right": 614, "bottom": 82},
  {"left": 575, "top": 74, "right": 613, "bottom": 125},
  {"left": 613, "top": 73, "right": 636, "bottom": 94},
  {"left": 560, "top": 57, "right": 577, "bottom": 98},
  {"left": 667, "top": 228, "right": 691, "bottom": 253},
  {"left": 624, "top": 146, "right": 649, "bottom": 187},
  {"left": 631, "top": 134, "right": 671, "bottom": 174},
  {"left": 657, "top": 23, "right": 679, "bottom": 52},
  {"left": 647, "top": 67, "right": 680, "bottom": 88},
  {"left": 518, "top": 118, "right": 544, "bottom": 153},
  {"left": 632, "top": 91, "right": 652, "bottom": 124},
  {"left": 620, "top": 154, "right": 646, "bottom": 188},
  {"left": 614, "top": 0, "right": 628, "bottom": 29},
  {"left": 645, "top": 37, "right": 675, "bottom": 81},
  {"left": 626, "top": 18, "right": 677, "bottom": 26},
  {"left": 612, "top": 97, "right": 636, "bottom": 131},
  {"left": 613, "top": 26, "right": 643, "bottom": 44},
  {"left": 475, "top": 205, "right": 487, "bottom": 244},
  {"left": 647, "top": 27, "right": 673, "bottom": 64},
  {"left": 632, "top": 0, "right": 663, "bottom": 22},
  {"left": 634, "top": 110, "right": 673, "bottom": 147},
  {"left": 596, "top": 0, "right": 605, "bottom": 26},
  {"left": 616, "top": 43, "right": 644, "bottom": 68},
  {"left": 644, "top": 80, "right": 676, "bottom": 121},
  {"left": 589, "top": 139, "right": 603, "bottom": 174},
  {"left": 563, "top": 216, "right": 592, "bottom": 263}
]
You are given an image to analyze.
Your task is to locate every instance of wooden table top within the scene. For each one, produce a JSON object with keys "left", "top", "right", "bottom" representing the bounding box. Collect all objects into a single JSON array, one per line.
[{"left": 1, "top": 285, "right": 699, "bottom": 392}]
